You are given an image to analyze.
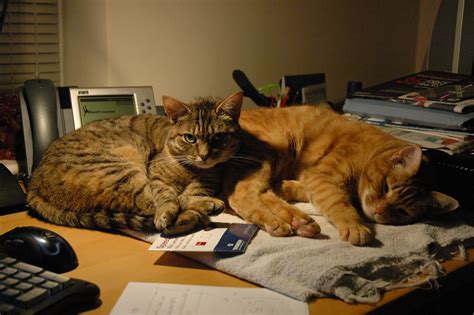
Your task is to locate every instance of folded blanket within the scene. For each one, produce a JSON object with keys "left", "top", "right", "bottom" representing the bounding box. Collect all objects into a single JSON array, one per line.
[{"left": 124, "top": 204, "right": 474, "bottom": 304}]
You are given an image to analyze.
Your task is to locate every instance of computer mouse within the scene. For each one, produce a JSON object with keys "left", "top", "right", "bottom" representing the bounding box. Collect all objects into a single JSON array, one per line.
[{"left": 0, "top": 226, "right": 78, "bottom": 273}]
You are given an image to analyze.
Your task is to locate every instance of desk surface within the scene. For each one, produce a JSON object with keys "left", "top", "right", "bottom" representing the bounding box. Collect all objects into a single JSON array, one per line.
[{"left": 1, "top": 211, "right": 473, "bottom": 314}]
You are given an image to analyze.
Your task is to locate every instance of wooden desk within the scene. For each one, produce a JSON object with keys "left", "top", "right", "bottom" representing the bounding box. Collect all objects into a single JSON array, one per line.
[{"left": 1, "top": 211, "right": 473, "bottom": 314}]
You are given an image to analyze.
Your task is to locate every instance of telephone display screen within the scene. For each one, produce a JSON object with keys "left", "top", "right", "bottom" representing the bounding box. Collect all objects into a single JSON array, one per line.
[{"left": 78, "top": 95, "right": 136, "bottom": 125}]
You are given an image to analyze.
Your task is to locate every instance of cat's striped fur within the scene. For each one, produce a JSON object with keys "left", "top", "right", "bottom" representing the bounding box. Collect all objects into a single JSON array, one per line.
[
  {"left": 27, "top": 93, "right": 243, "bottom": 235},
  {"left": 224, "top": 105, "right": 459, "bottom": 246}
]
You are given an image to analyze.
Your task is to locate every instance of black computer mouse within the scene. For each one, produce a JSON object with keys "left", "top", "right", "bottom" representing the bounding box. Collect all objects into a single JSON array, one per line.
[{"left": 0, "top": 226, "right": 78, "bottom": 273}]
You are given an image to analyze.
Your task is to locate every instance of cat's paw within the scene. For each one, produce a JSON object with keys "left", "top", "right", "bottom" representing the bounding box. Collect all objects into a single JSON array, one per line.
[
  {"left": 154, "top": 201, "right": 180, "bottom": 229},
  {"left": 264, "top": 221, "right": 293, "bottom": 237},
  {"left": 193, "top": 198, "right": 225, "bottom": 216},
  {"left": 179, "top": 196, "right": 225, "bottom": 216},
  {"left": 163, "top": 210, "right": 208, "bottom": 236},
  {"left": 338, "top": 223, "right": 372, "bottom": 246},
  {"left": 292, "top": 217, "right": 321, "bottom": 238}
]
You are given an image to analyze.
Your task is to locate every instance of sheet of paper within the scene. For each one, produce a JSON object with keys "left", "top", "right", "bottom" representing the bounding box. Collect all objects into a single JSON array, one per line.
[
  {"left": 149, "top": 223, "right": 258, "bottom": 253},
  {"left": 111, "top": 282, "right": 309, "bottom": 315}
]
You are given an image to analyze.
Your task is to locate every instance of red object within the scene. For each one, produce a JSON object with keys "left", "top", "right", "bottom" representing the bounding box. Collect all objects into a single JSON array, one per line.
[
  {"left": 0, "top": 148, "right": 15, "bottom": 159},
  {"left": 0, "top": 94, "right": 22, "bottom": 160}
]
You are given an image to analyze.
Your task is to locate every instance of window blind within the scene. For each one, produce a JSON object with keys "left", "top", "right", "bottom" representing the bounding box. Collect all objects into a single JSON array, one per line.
[{"left": 0, "top": 0, "right": 59, "bottom": 95}]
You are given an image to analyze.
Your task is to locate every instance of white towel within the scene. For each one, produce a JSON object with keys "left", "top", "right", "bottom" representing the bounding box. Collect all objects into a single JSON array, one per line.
[{"left": 124, "top": 204, "right": 474, "bottom": 304}]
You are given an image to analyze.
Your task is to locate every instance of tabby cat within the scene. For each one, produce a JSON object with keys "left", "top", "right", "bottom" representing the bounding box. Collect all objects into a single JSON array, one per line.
[
  {"left": 223, "top": 104, "right": 459, "bottom": 246},
  {"left": 27, "top": 92, "right": 243, "bottom": 236}
]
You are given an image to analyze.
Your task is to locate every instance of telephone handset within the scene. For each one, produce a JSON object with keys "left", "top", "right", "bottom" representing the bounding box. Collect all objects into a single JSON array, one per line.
[
  {"left": 0, "top": 79, "right": 55, "bottom": 211},
  {"left": 21, "top": 79, "right": 60, "bottom": 176}
]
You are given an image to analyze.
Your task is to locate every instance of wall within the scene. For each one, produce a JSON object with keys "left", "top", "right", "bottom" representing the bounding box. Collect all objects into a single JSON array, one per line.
[
  {"left": 416, "top": 0, "right": 442, "bottom": 70},
  {"left": 62, "top": 0, "right": 108, "bottom": 86},
  {"left": 62, "top": 0, "right": 440, "bottom": 107}
]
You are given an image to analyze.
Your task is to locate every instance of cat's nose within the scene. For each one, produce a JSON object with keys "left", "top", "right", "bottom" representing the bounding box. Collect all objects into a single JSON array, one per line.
[
  {"left": 375, "top": 201, "right": 387, "bottom": 214},
  {"left": 197, "top": 143, "right": 209, "bottom": 161}
]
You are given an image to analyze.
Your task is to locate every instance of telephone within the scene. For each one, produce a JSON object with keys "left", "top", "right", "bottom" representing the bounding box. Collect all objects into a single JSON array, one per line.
[
  {"left": 20, "top": 79, "right": 60, "bottom": 177},
  {"left": 19, "top": 79, "right": 159, "bottom": 176}
]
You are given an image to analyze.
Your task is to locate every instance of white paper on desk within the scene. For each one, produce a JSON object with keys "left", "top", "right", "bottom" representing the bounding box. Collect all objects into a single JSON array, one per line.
[
  {"left": 149, "top": 223, "right": 258, "bottom": 253},
  {"left": 110, "top": 282, "right": 309, "bottom": 315}
]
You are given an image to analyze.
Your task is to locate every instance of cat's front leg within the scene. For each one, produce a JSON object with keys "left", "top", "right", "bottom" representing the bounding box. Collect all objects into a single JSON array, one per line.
[
  {"left": 303, "top": 172, "right": 372, "bottom": 246},
  {"left": 178, "top": 180, "right": 226, "bottom": 216},
  {"left": 163, "top": 184, "right": 225, "bottom": 235},
  {"left": 154, "top": 199, "right": 181, "bottom": 229},
  {"left": 259, "top": 189, "right": 320, "bottom": 237},
  {"left": 149, "top": 182, "right": 181, "bottom": 230},
  {"left": 225, "top": 162, "right": 320, "bottom": 238},
  {"left": 320, "top": 202, "right": 372, "bottom": 246},
  {"left": 276, "top": 180, "right": 309, "bottom": 202}
]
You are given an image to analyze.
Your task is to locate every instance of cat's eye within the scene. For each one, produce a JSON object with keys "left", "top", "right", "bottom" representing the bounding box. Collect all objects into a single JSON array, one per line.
[
  {"left": 381, "top": 179, "right": 389, "bottom": 195},
  {"left": 183, "top": 133, "right": 197, "bottom": 144},
  {"left": 212, "top": 133, "right": 228, "bottom": 144}
]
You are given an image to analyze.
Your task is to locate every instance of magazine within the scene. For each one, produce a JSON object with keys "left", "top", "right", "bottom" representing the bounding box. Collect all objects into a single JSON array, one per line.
[
  {"left": 380, "top": 126, "right": 474, "bottom": 155},
  {"left": 353, "top": 71, "right": 474, "bottom": 114},
  {"left": 345, "top": 113, "right": 474, "bottom": 155}
]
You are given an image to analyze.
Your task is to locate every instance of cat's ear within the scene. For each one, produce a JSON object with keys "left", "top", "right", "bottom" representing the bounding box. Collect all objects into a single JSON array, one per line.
[
  {"left": 426, "top": 191, "right": 459, "bottom": 217},
  {"left": 390, "top": 145, "right": 422, "bottom": 175},
  {"left": 215, "top": 92, "right": 243, "bottom": 121},
  {"left": 162, "top": 96, "right": 190, "bottom": 123}
]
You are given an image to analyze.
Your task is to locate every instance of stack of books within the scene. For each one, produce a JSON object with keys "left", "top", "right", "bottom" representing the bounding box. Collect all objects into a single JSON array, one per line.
[{"left": 343, "top": 70, "right": 474, "bottom": 156}]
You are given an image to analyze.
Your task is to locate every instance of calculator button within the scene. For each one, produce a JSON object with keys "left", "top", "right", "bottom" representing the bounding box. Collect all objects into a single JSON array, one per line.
[
  {"left": 12, "top": 272, "right": 30, "bottom": 281},
  {"left": 14, "top": 282, "right": 33, "bottom": 292},
  {"left": 13, "top": 262, "right": 42, "bottom": 275},
  {"left": 1, "top": 278, "right": 19, "bottom": 286},
  {"left": 0, "top": 258, "right": 16, "bottom": 265},
  {"left": 0, "top": 267, "right": 17, "bottom": 276},
  {"left": 39, "top": 271, "right": 72, "bottom": 287},
  {"left": 1, "top": 288, "right": 21, "bottom": 302},
  {"left": 15, "top": 287, "right": 49, "bottom": 307},
  {"left": 0, "top": 302, "right": 16, "bottom": 314},
  {"left": 40, "top": 281, "right": 61, "bottom": 294},
  {"left": 26, "top": 276, "right": 45, "bottom": 285}
]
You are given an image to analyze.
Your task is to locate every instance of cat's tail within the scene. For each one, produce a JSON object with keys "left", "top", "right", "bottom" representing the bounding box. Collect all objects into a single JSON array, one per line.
[{"left": 27, "top": 194, "right": 157, "bottom": 232}]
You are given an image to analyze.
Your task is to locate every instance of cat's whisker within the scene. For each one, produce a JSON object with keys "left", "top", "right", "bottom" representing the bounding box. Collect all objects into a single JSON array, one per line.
[
  {"left": 172, "top": 156, "right": 195, "bottom": 167},
  {"left": 147, "top": 155, "right": 190, "bottom": 166},
  {"left": 178, "top": 160, "right": 193, "bottom": 167}
]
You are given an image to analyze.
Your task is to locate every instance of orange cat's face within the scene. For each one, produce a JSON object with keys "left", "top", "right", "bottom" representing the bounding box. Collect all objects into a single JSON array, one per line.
[{"left": 359, "top": 146, "right": 459, "bottom": 225}]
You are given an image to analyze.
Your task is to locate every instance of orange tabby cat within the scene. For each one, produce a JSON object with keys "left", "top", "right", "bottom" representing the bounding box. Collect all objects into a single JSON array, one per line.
[{"left": 224, "top": 104, "right": 459, "bottom": 246}]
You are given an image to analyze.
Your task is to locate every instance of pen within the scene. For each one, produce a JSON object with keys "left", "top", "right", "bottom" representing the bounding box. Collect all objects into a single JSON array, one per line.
[{"left": 281, "top": 87, "right": 290, "bottom": 108}]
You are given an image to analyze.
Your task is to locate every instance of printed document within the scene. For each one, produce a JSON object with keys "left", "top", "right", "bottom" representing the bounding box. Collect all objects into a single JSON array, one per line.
[
  {"left": 111, "top": 282, "right": 309, "bottom": 315},
  {"left": 149, "top": 223, "right": 258, "bottom": 253}
]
